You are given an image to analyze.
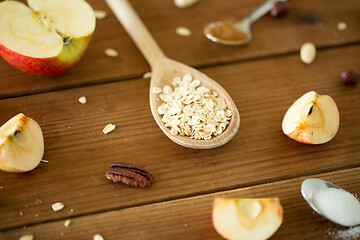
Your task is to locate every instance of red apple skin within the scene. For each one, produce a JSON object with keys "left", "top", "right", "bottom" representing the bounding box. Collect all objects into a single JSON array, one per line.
[
  {"left": 0, "top": 146, "right": 23, "bottom": 173},
  {"left": 0, "top": 35, "right": 92, "bottom": 76},
  {"left": 286, "top": 127, "right": 314, "bottom": 145}
]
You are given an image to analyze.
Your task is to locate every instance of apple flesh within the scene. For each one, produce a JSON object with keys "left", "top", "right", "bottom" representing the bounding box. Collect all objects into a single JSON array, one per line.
[
  {"left": 282, "top": 91, "right": 340, "bottom": 144},
  {"left": 0, "top": 0, "right": 96, "bottom": 76},
  {"left": 0, "top": 113, "right": 44, "bottom": 173},
  {"left": 212, "top": 198, "right": 283, "bottom": 240}
]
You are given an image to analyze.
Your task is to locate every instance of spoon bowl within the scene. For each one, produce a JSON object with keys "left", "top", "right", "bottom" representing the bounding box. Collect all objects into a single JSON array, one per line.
[
  {"left": 204, "top": 19, "right": 251, "bottom": 46},
  {"left": 106, "top": 0, "right": 240, "bottom": 149},
  {"left": 150, "top": 58, "right": 240, "bottom": 149},
  {"left": 301, "top": 178, "right": 360, "bottom": 227},
  {"left": 204, "top": 0, "right": 286, "bottom": 45}
]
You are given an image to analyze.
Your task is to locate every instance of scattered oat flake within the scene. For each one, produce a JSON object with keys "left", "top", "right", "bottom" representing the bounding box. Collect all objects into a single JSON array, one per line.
[
  {"left": 94, "top": 10, "right": 107, "bottom": 19},
  {"left": 103, "top": 123, "right": 116, "bottom": 134},
  {"left": 79, "top": 96, "right": 87, "bottom": 104},
  {"left": 93, "top": 234, "right": 104, "bottom": 240},
  {"left": 19, "top": 211, "right": 23, "bottom": 216},
  {"left": 19, "top": 235, "right": 33, "bottom": 240},
  {"left": 105, "top": 48, "right": 118, "bottom": 57},
  {"left": 337, "top": 22, "right": 347, "bottom": 31},
  {"left": 70, "top": 209, "right": 74, "bottom": 213},
  {"left": 41, "top": 159, "right": 49, "bottom": 163},
  {"left": 176, "top": 27, "right": 191, "bottom": 37},
  {"left": 64, "top": 219, "right": 71, "bottom": 227},
  {"left": 52, "top": 202, "right": 64, "bottom": 211},
  {"left": 143, "top": 72, "right": 152, "bottom": 79}
]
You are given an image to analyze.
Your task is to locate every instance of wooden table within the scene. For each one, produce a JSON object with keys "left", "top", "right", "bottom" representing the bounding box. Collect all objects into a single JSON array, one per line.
[{"left": 0, "top": 0, "right": 359, "bottom": 239}]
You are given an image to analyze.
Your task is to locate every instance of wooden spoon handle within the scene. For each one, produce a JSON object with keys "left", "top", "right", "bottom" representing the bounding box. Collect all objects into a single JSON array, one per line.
[{"left": 105, "top": 0, "right": 165, "bottom": 68}]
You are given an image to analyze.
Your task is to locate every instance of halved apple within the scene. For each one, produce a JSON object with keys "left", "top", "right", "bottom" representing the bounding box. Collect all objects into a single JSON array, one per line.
[
  {"left": 212, "top": 198, "right": 283, "bottom": 240},
  {"left": 0, "top": 0, "right": 96, "bottom": 76},
  {"left": 282, "top": 91, "right": 340, "bottom": 144},
  {"left": 0, "top": 113, "right": 44, "bottom": 173}
]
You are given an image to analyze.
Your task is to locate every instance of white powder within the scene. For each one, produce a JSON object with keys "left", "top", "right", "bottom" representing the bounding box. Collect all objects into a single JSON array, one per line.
[
  {"left": 327, "top": 226, "right": 360, "bottom": 240},
  {"left": 312, "top": 188, "right": 360, "bottom": 227}
]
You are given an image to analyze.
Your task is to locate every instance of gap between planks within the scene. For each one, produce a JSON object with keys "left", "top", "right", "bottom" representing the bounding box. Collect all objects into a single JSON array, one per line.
[
  {"left": 0, "top": 41, "right": 359, "bottom": 101},
  {"left": 2, "top": 164, "right": 359, "bottom": 233}
]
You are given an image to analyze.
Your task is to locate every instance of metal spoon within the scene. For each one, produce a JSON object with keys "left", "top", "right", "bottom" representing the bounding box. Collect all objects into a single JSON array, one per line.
[
  {"left": 204, "top": 0, "right": 286, "bottom": 45},
  {"left": 106, "top": 0, "right": 240, "bottom": 149},
  {"left": 301, "top": 178, "right": 360, "bottom": 227}
]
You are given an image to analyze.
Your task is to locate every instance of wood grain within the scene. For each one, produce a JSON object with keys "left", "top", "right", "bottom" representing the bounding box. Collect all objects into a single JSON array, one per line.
[
  {"left": 1, "top": 168, "right": 359, "bottom": 239},
  {"left": 0, "top": 0, "right": 359, "bottom": 98},
  {"left": 0, "top": 45, "right": 359, "bottom": 231}
]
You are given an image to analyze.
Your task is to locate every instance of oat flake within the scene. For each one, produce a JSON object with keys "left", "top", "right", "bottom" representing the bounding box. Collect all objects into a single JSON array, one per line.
[
  {"left": 105, "top": 48, "right": 118, "bottom": 57},
  {"left": 52, "top": 202, "right": 64, "bottom": 211},
  {"left": 103, "top": 124, "right": 116, "bottom": 134},
  {"left": 143, "top": 72, "right": 152, "bottom": 79},
  {"left": 152, "top": 87, "right": 162, "bottom": 94},
  {"left": 94, "top": 10, "right": 107, "bottom": 19},
  {"left": 64, "top": 219, "right": 71, "bottom": 227},
  {"left": 79, "top": 96, "right": 87, "bottom": 104},
  {"left": 176, "top": 27, "right": 192, "bottom": 37}
]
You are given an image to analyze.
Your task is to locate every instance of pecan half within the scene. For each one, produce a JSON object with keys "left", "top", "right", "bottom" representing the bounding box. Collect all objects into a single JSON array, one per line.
[{"left": 105, "top": 162, "right": 154, "bottom": 188}]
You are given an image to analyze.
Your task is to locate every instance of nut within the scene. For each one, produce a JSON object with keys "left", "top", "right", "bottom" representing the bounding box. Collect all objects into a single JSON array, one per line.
[
  {"left": 341, "top": 69, "right": 359, "bottom": 86},
  {"left": 337, "top": 22, "right": 347, "bottom": 31},
  {"left": 300, "top": 43, "right": 316, "bottom": 64},
  {"left": 93, "top": 234, "right": 104, "bottom": 240},
  {"left": 105, "top": 162, "right": 154, "bottom": 188},
  {"left": 78, "top": 96, "right": 87, "bottom": 104},
  {"left": 174, "top": 0, "right": 199, "bottom": 8},
  {"left": 271, "top": 1, "right": 289, "bottom": 18}
]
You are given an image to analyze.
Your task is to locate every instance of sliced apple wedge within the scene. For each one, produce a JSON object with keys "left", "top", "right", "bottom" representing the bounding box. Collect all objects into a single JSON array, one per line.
[
  {"left": 282, "top": 91, "right": 340, "bottom": 144},
  {"left": 0, "top": 0, "right": 95, "bottom": 76},
  {"left": 0, "top": 113, "right": 44, "bottom": 173},
  {"left": 212, "top": 198, "right": 283, "bottom": 240}
]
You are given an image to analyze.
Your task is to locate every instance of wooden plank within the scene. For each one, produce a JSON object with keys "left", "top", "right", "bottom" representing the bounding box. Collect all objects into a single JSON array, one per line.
[
  {"left": 0, "top": 45, "right": 359, "bottom": 230},
  {"left": 0, "top": 0, "right": 359, "bottom": 98},
  {"left": 1, "top": 168, "right": 359, "bottom": 239}
]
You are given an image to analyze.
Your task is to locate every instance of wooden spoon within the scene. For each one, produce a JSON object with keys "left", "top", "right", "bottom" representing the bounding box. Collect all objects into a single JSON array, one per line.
[{"left": 106, "top": 0, "right": 240, "bottom": 149}]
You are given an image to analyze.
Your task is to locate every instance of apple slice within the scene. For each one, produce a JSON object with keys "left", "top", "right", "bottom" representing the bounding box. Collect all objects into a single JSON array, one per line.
[
  {"left": 0, "top": 0, "right": 95, "bottom": 76},
  {"left": 282, "top": 91, "right": 340, "bottom": 144},
  {"left": 212, "top": 198, "right": 283, "bottom": 240},
  {"left": 0, "top": 113, "right": 44, "bottom": 173}
]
